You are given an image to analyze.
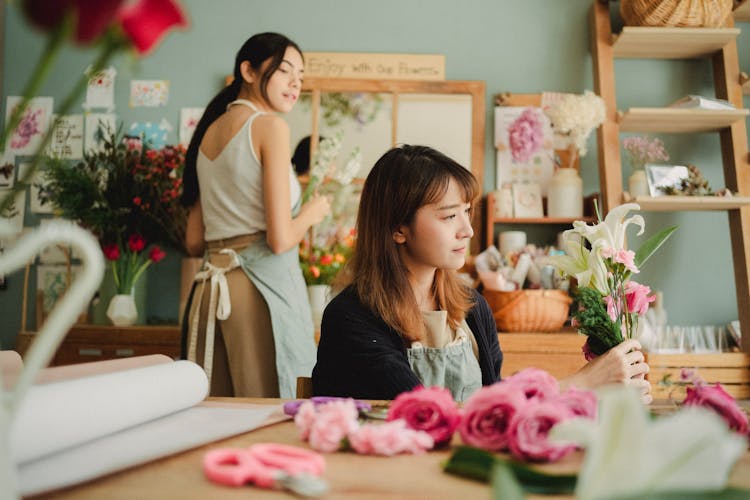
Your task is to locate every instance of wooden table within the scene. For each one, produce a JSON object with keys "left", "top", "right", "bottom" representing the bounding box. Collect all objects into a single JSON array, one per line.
[{"left": 30, "top": 398, "right": 750, "bottom": 500}]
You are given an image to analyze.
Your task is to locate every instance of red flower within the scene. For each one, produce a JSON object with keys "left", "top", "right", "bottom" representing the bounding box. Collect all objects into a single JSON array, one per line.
[
  {"left": 118, "top": 0, "right": 189, "bottom": 55},
  {"left": 128, "top": 233, "right": 146, "bottom": 252},
  {"left": 149, "top": 246, "right": 166, "bottom": 263},
  {"left": 102, "top": 242, "right": 120, "bottom": 261},
  {"left": 21, "top": 0, "right": 125, "bottom": 44},
  {"left": 320, "top": 254, "right": 334, "bottom": 266},
  {"left": 133, "top": 196, "right": 142, "bottom": 206}
]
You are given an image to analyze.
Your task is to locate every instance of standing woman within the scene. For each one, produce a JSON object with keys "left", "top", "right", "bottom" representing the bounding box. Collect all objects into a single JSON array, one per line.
[
  {"left": 181, "top": 33, "right": 330, "bottom": 398},
  {"left": 313, "top": 145, "right": 651, "bottom": 403}
]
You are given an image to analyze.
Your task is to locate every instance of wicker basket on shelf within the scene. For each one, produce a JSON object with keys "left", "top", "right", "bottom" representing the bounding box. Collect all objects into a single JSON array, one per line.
[
  {"left": 482, "top": 289, "right": 572, "bottom": 333},
  {"left": 620, "top": 0, "right": 732, "bottom": 28}
]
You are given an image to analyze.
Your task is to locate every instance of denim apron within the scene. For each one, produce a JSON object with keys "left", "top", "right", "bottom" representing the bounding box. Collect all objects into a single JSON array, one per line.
[{"left": 407, "top": 311, "right": 483, "bottom": 402}]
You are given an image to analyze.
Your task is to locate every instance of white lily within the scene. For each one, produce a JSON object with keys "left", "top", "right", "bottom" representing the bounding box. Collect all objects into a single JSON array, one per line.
[
  {"left": 573, "top": 203, "right": 645, "bottom": 252},
  {"left": 547, "top": 229, "right": 609, "bottom": 295},
  {"left": 549, "top": 386, "right": 746, "bottom": 500}
]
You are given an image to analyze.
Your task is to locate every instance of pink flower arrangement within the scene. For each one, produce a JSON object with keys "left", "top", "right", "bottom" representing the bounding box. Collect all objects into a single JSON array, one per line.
[
  {"left": 294, "top": 399, "right": 433, "bottom": 456},
  {"left": 508, "top": 108, "right": 545, "bottom": 163},
  {"left": 457, "top": 368, "right": 597, "bottom": 463},
  {"left": 680, "top": 370, "right": 748, "bottom": 436},
  {"left": 386, "top": 386, "right": 461, "bottom": 447},
  {"left": 622, "top": 135, "right": 669, "bottom": 171}
]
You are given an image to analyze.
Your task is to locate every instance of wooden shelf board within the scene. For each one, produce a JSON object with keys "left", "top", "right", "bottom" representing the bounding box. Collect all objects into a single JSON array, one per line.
[
  {"left": 492, "top": 216, "right": 596, "bottom": 224},
  {"left": 618, "top": 107, "right": 749, "bottom": 133},
  {"left": 735, "top": 0, "right": 750, "bottom": 22},
  {"left": 624, "top": 195, "right": 750, "bottom": 211},
  {"left": 612, "top": 27, "right": 740, "bottom": 59}
]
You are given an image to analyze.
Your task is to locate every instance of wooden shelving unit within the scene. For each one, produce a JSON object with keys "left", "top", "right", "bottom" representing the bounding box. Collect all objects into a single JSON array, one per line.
[
  {"left": 591, "top": 1, "right": 750, "bottom": 356},
  {"left": 613, "top": 26, "right": 740, "bottom": 59},
  {"left": 617, "top": 108, "right": 749, "bottom": 133}
]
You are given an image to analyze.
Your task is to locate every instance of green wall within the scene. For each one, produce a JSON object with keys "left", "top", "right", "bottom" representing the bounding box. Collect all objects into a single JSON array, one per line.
[{"left": 1, "top": 0, "right": 748, "bottom": 347}]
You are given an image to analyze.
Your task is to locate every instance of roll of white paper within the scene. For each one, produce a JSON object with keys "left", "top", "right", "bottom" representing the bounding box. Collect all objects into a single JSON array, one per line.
[{"left": 11, "top": 360, "right": 208, "bottom": 464}]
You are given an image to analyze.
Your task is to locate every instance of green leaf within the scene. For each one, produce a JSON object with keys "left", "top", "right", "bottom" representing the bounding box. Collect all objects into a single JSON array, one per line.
[
  {"left": 634, "top": 225, "right": 678, "bottom": 269},
  {"left": 611, "top": 488, "right": 750, "bottom": 500},
  {"left": 444, "top": 446, "right": 577, "bottom": 494}
]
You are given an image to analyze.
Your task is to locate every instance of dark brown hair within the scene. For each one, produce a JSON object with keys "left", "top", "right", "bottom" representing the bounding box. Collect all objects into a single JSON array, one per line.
[{"left": 348, "top": 145, "right": 479, "bottom": 342}]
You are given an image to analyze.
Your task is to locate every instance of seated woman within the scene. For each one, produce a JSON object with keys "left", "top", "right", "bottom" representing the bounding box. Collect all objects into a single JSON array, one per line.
[{"left": 312, "top": 145, "right": 651, "bottom": 403}]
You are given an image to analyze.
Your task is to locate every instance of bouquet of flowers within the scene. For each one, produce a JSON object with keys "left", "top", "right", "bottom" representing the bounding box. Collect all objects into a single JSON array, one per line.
[
  {"left": 622, "top": 135, "right": 670, "bottom": 171},
  {"left": 299, "top": 131, "right": 361, "bottom": 286},
  {"left": 547, "top": 203, "right": 677, "bottom": 358},
  {"left": 103, "top": 233, "right": 166, "bottom": 294},
  {"left": 544, "top": 90, "right": 606, "bottom": 158},
  {"left": 39, "top": 124, "right": 188, "bottom": 252}
]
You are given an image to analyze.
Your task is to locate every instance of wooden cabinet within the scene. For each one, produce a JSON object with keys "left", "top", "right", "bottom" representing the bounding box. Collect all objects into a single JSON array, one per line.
[
  {"left": 498, "top": 332, "right": 586, "bottom": 379},
  {"left": 15, "top": 325, "right": 181, "bottom": 366}
]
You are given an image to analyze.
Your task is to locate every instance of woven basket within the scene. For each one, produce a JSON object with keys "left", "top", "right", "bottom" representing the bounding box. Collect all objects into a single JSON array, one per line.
[
  {"left": 483, "top": 289, "right": 572, "bottom": 333},
  {"left": 620, "top": 0, "right": 732, "bottom": 28}
]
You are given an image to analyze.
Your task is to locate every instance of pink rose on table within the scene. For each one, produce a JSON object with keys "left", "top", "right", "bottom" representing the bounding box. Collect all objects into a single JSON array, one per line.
[
  {"left": 458, "top": 381, "right": 526, "bottom": 452},
  {"left": 505, "top": 367, "right": 560, "bottom": 401},
  {"left": 387, "top": 386, "right": 460, "bottom": 447},
  {"left": 683, "top": 383, "right": 749, "bottom": 436},
  {"left": 556, "top": 387, "right": 598, "bottom": 419},
  {"left": 303, "top": 400, "right": 359, "bottom": 453},
  {"left": 507, "top": 400, "right": 576, "bottom": 463},
  {"left": 348, "top": 420, "right": 434, "bottom": 456}
]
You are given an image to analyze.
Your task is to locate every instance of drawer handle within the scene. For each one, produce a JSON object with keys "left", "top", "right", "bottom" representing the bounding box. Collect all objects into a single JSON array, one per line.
[
  {"left": 78, "top": 348, "right": 102, "bottom": 356},
  {"left": 115, "top": 349, "right": 135, "bottom": 357}
]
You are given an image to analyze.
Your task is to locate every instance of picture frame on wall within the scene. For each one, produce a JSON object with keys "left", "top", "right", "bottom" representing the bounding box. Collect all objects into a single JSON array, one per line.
[
  {"left": 511, "top": 182, "right": 544, "bottom": 218},
  {"left": 646, "top": 164, "right": 689, "bottom": 197}
]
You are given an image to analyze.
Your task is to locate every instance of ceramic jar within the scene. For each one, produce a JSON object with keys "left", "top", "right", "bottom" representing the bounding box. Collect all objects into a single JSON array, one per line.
[
  {"left": 547, "top": 168, "right": 583, "bottom": 218},
  {"left": 628, "top": 169, "right": 649, "bottom": 197}
]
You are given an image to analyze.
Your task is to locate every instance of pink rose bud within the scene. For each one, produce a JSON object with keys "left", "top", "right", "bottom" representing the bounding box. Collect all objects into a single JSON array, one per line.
[
  {"left": 387, "top": 386, "right": 460, "bottom": 447},
  {"left": 504, "top": 367, "right": 560, "bottom": 401},
  {"left": 507, "top": 401, "right": 576, "bottom": 463},
  {"left": 458, "top": 382, "right": 526, "bottom": 452},
  {"left": 683, "top": 383, "right": 749, "bottom": 436},
  {"left": 555, "top": 387, "right": 598, "bottom": 420}
]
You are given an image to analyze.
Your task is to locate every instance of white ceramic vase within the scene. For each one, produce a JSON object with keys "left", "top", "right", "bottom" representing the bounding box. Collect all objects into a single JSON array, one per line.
[
  {"left": 106, "top": 294, "right": 138, "bottom": 326},
  {"left": 547, "top": 168, "right": 583, "bottom": 218},
  {"left": 628, "top": 169, "right": 649, "bottom": 197},
  {"left": 307, "top": 284, "right": 331, "bottom": 329}
]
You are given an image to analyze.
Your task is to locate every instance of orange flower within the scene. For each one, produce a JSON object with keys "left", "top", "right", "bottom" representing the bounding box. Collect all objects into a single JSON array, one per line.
[
  {"left": 334, "top": 253, "right": 345, "bottom": 263},
  {"left": 310, "top": 266, "right": 321, "bottom": 278}
]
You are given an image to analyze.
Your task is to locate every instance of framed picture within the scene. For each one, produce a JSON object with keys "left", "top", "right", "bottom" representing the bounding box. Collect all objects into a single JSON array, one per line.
[
  {"left": 646, "top": 164, "right": 689, "bottom": 197},
  {"left": 511, "top": 182, "right": 544, "bottom": 218}
]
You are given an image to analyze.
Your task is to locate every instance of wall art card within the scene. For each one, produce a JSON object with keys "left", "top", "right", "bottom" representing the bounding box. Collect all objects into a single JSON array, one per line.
[
  {"left": 511, "top": 182, "right": 543, "bottom": 218},
  {"left": 0, "top": 152, "right": 15, "bottom": 190},
  {"left": 179, "top": 107, "right": 204, "bottom": 146},
  {"left": 130, "top": 80, "right": 169, "bottom": 107},
  {"left": 46, "top": 114, "right": 84, "bottom": 159},
  {"left": 5, "top": 96, "right": 53, "bottom": 155},
  {"left": 495, "top": 106, "right": 554, "bottom": 196},
  {"left": 36, "top": 263, "right": 81, "bottom": 316},
  {"left": 85, "top": 66, "right": 116, "bottom": 111},
  {"left": 1, "top": 190, "right": 26, "bottom": 235},
  {"left": 128, "top": 120, "right": 171, "bottom": 149},
  {"left": 38, "top": 218, "right": 73, "bottom": 263},
  {"left": 84, "top": 112, "right": 116, "bottom": 153},
  {"left": 18, "top": 161, "right": 53, "bottom": 214}
]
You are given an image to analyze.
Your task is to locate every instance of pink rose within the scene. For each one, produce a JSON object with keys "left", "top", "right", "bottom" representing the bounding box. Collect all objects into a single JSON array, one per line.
[
  {"left": 504, "top": 367, "right": 560, "bottom": 401},
  {"left": 305, "top": 400, "right": 359, "bottom": 453},
  {"left": 458, "top": 382, "right": 527, "bottom": 451},
  {"left": 581, "top": 339, "right": 597, "bottom": 362},
  {"left": 294, "top": 401, "right": 318, "bottom": 441},
  {"left": 387, "top": 386, "right": 460, "bottom": 447},
  {"left": 624, "top": 280, "right": 655, "bottom": 315},
  {"left": 556, "top": 387, "right": 598, "bottom": 419},
  {"left": 348, "top": 420, "right": 434, "bottom": 456},
  {"left": 683, "top": 383, "right": 749, "bottom": 436},
  {"left": 507, "top": 401, "right": 576, "bottom": 463}
]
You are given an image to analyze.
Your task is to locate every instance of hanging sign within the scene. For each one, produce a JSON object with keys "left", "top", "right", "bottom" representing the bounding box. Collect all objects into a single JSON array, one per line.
[{"left": 303, "top": 52, "right": 445, "bottom": 81}]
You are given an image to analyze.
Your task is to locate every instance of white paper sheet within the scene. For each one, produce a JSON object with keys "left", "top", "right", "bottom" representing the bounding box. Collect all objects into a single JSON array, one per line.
[{"left": 11, "top": 360, "right": 208, "bottom": 464}]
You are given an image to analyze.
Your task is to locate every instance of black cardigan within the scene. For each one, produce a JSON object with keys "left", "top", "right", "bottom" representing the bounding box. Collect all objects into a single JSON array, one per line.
[{"left": 312, "top": 286, "right": 503, "bottom": 400}]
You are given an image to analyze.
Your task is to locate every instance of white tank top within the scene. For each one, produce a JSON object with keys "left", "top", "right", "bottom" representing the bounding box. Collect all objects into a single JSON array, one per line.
[{"left": 197, "top": 99, "right": 301, "bottom": 241}]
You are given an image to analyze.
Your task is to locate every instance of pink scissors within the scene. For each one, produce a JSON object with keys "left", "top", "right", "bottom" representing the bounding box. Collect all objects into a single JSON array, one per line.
[{"left": 203, "top": 443, "right": 328, "bottom": 496}]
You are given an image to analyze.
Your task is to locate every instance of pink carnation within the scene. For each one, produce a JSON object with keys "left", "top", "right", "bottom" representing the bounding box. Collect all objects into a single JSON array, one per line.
[
  {"left": 387, "top": 386, "right": 460, "bottom": 447},
  {"left": 348, "top": 420, "right": 434, "bottom": 456},
  {"left": 294, "top": 401, "right": 318, "bottom": 441},
  {"left": 305, "top": 400, "right": 359, "bottom": 453},
  {"left": 625, "top": 280, "right": 655, "bottom": 315},
  {"left": 683, "top": 383, "right": 749, "bottom": 436},
  {"left": 507, "top": 401, "right": 576, "bottom": 463},
  {"left": 508, "top": 108, "right": 544, "bottom": 163},
  {"left": 458, "top": 381, "right": 527, "bottom": 451},
  {"left": 504, "top": 367, "right": 560, "bottom": 401},
  {"left": 555, "top": 387, "right": 598, "bottom": 419}
]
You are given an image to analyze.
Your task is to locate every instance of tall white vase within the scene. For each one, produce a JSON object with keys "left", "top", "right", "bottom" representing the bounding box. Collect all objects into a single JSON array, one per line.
[
  {"left": 307, "top": 284, "right": 331, "bottom": 329},
  {"left": 628, "top": 169, "right": 649, "bottom": 197},
  {"left": 547, "top": 168, "right": 583, "bottom": 218},
  {"left": 106, "top": 294, "right": 138, "bottom": 326}
]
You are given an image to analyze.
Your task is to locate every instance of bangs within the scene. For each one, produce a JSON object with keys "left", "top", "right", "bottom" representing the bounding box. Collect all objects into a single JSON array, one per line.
[{"left": 421, "top": 165, "right": 479, "bottom": 207}]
